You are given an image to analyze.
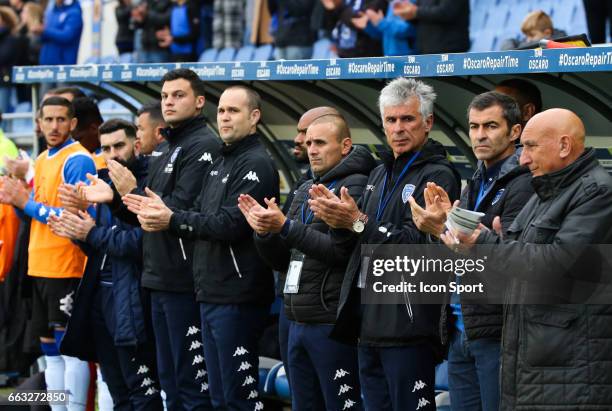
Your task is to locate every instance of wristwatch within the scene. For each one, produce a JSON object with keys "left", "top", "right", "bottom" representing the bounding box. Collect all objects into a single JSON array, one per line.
[{"left": 352, "top": 213, "right": 369, "bottom": 233}]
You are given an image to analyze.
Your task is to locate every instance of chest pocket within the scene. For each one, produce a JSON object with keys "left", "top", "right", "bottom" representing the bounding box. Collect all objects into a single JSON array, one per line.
[{"left": 528, "top": 220, "right": 561, "bottom": 244}]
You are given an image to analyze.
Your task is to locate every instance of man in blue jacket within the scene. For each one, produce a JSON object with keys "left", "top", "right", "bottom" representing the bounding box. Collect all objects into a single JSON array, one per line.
[
  {"left": 37, "top": 0, "right": 83, "bottom": 65},
  {"left": 53, "top": 119, "right": 163, "bottom": 411}
]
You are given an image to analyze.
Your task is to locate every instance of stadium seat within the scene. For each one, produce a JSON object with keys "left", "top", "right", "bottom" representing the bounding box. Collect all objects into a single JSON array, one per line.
[
  {"left": 119, "top": 53, "right": 133, "bottom": 64},
  {"left": 470, "top": 30, "right": 497, "bottom": 52},
  {"left": 253, "top": 44, "right": 274, "bottom": 61},
  {"left": 312, "top": 38, "right": 333, "bottom": 59},
  {"left": 235, "top": 45, "right": 256, "bottom": 62},
  {"left": 435, "top": 361, "right": 450, "bottom": 410},
  {"left": 100, "top": 55, "right": 120, "bottom": 64},
  {"left": 216, "top": 47, "right": 237, "bottom": 62},
  {"left": 262, "top": 360, "right": 283, "bottom": 395},
  {"left": 274, "top": 365, "right": 291, "bottom": 401},
  {"left": 198, "top": 48, "right": 218, "bottom": 62},
  {"left": 98, "top": 99, "right": 132, "bottom": 122},
  {"left": 11, "top": 102, "right": 33, "bottom": 133}
]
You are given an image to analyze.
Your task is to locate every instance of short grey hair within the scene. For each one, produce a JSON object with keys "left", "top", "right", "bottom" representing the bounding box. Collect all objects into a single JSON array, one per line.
[{"left": 378, "top": 78, "right": 437, "bottom": 120}]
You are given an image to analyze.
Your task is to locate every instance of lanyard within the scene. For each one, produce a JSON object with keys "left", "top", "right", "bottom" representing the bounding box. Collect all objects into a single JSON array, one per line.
[
  {"left": 473, "top": 180, "right": 487, "bottom": 211},
  {"left": 376, "top": 151, "right": 420, "bottom": 222},
  {"left": 301, "top": 180, "right": 337, "bottom": 224}
]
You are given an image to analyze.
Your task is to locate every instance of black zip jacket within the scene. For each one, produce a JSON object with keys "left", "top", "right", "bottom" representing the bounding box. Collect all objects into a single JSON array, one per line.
[
  {"left": 476, "top": 148, "right": 612, "bottom": 410},
  {"left": 414, "top": 0, "right": 470, "bottom": 54},
  {"left": 169, "top": 134, "right": 279, "bottom": 305},
  {"left": 140, "top": 114, "right": 221, "bottom": 293},
  {"left": 254, "top": 146, "right": 377, "bottom": 323},
  {"left": 439, "top": 151, "right": 533, "bottom": 345},
  {"left": 331, "top": 139, "right": 461, "bottom": 351}
]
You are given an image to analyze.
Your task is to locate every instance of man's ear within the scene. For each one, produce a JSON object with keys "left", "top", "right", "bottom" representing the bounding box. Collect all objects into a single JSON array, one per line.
[
  {"left": 195, "top": 95, "right": 205, "bottom": 111},
  {"left": 559, "top": 135, "right": 572, "bottom": 159},
  {"left": 341, "top": 137, "right": 352, "bottom": 156},
  {"left": 522, "top": 103, "right": 536, "bottom": 123},
  {"left": 70, "top": 117, "right": 78, "bottom": 132}
]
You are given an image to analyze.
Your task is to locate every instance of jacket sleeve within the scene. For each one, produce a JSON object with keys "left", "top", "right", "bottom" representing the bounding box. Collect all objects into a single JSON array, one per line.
[
  {"left": 160, "top": 139, "right": 218, "bottom": 210},
  {"left": 360, "top": 168, "right": 460, "bottom": 245},
  {"left": 85, "top": 224, "right": 143, "bottom": 259},
  {"left": 253, "top": 233, "right": 292, "bottom": 272},
  {"left": 477, "top": 184, "right": 612, "bottom": 282},
  {"left": 145, "top": 0, "right": 171, "bottom": 28},
  {"left": 283, "top": 175, "right": 368, "bottom": 265},
  {"left": 415, "top": 0, "right": 467, "bottom": 23},
  {"left": 41, "top": 9, "right": 83, "bottom": 44},
  {"left": 171, "top": 3, "right": 201, "bottom": 44},
  {"left": 376, "top": 15, "right": 416, "bottom": 38},
  {"left": 169, "top": 156, "right": 279, "bottom": 243}
]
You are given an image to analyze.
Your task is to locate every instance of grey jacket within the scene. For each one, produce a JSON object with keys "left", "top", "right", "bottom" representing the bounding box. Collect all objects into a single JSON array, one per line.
[{"left": 477, "top": 148, "right": 612, "bottom": 410}]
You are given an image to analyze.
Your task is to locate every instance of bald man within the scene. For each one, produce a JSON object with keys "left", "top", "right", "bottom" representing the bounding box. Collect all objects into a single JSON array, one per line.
[{"left": 442, "top": 108, "right": 612, "bottom": 410}]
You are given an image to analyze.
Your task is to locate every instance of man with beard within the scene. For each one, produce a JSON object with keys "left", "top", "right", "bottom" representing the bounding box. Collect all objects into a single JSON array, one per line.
[{"left": 53, "top": 119, "right": 163, "bottom": 411}]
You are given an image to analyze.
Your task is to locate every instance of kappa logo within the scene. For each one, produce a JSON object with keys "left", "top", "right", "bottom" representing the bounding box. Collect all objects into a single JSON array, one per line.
[
  {"left": 145, "top": 387, "right": 159, "bottom": 396},
  {"left": 334, "top": 369, "right": 349, "bottom": 380},
  {"left": 49, "top": 209, "right": 57, "bottom": 218},
  {"left": 416, "top": 398, "right": 431, "bottom": 410},
  {"left": 233, "top": 346, "right": 249, "bottom": 357},
  {"left": 210, "top": 170, "right": 219, "bottom": 176},
  {"left": 192, "top": 355, "right": 204, "bottom": 365},
  {"left": 242, "top": 375, "right": 256, "bottom": 386},
  {"left": 412, "top": 380, "right": 427, "bottom": 392},
  {"left": 141, "top": 377, "right": 153, "bottom": 387},
  {"left": 247, "top": 390, "right": 258, "bottom": 399},
  {"left": 198, "top": 152, "right": 213, "bottom": 163},
  {"left": 237, "top": 361, "right": 252, "bottom": 372},
  {"left": 196, "top": 369, "right": 207, "bottom": 379},
  {"left": 189, "top": 340, "right": 203, "bottom": 351},
  {"left": 243, "top": 171, "right": 260, "bottom": 182},
  {"left": 222, "top": 173, "right": 230, "bottom": 184},
  {"left": 365, "top": 184, "right": 375, "bottom": 192},
  {"left": 59, "top": 292, "right": 74, "bottom": 316},
  {"left": 342, "top": 399, "right": 356, "bottom": 410},
  {"left": 186, "top": 326, "right": 200, "bottom": 336},
  {"left": 137, "top": 365, "right": 149, "bottom": 375},
  {"left": 254, "top": 401, "right": 264, "bottom": 411},
  {"left": 200, "top": 382, "right": 209, "bottom": 392},
  {"left": 491, "top": 188, "right": 505, "bottom": 206},
  {"left": 39, "top": 205, "right": 48, "bottom": 217},
  {"left": 338, "top": 384, "right": 353, "bottom": 395}
]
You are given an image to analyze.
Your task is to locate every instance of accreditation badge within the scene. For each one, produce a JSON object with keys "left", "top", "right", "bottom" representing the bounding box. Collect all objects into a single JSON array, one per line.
[{"left": 284, "top": 250, "right": 305, "bottom": 294}]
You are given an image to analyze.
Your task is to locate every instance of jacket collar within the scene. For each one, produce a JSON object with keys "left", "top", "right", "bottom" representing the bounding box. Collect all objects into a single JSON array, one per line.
[
  {"left": 220, "top": 133, "right": 260, "bottom": 157},
  {"left": 531, "top": 148, "right": 599, "bottom": 201},
  {"left": 472, "top": 149, "right": 527, "bottom": 185},
  {"left": 160, "top": 114, "right": 206, "bottom": 144}
]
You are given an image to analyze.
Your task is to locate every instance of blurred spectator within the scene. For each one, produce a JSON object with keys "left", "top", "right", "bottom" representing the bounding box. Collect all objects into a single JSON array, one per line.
[
  {"left": 494, "top": 78, "right": 542, "bottom": 127},
  {"left": 156, "top": 0, "right": 201, "bottom": 62},
  {"left": 8, "top": 0, "right": 28, "bottom": 15},
  {"left": 583, "top": 0, "right": 612, "bottom": 44},
  {"left": 36, "top": 0, "right": 83, "bottom": 65},
  {"left": 392, "top": 0, "right": 469, "bottom": 54},
  {"left": 212, "top": 0, "right": 244, "bottom": 48},
  {"left": 0, "top": 6, "right": 20, "bottom": 114},
  {"left": 132, "top": 0, "right": 171, "bottom": 63},
  {"left": 17, "top": 1, "right": 42, "bottom": 64},
  {"left": 115, "top": 0, "right": 135, "bottom": 55},
  {"left": 321, "top": 0, "right": 383, "bottom": 57},
  {"left": 501, "top": 10, "right": 567, "bottom": 50},
  {"left": 363, "top": 0, "right": 416, "bottom": 56},
  {"left": 268, "top": 0, "right": 316, "bottom": 60}
]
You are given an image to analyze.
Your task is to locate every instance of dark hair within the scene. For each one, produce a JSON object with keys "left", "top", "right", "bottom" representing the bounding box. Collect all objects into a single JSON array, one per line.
[
  {"left": 496, "top": 79, "right": 542, "bottom": 114},
  {"left": 161, "top": 68, "right": 206, "bottom": 98},
  {"left": 468, "top": 91, "right": 522, "bottom": 130},
  {"left": 73, "top": 97, "right": 103, "bottom": 130},
  {"left": 98, "top": 118, "right": 137, "bottom": 139},
  {"left": 48, "top": 86, "right": 87, "bottom": 100},
  {"left": 224, "top": 85, "right": 261, "bottom": 112},
  {"left": 136, "top": 101, "right": 165, "bottom": 124},
  {"left": 467, "top": 91, "right": 521, "bottom": 129},
  {"left": 39, "top": 96, "right": 74, "bottom": 118}
]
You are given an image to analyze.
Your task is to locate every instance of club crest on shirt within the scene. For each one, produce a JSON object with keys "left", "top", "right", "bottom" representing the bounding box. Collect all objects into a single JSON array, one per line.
[
  {"left": 491, "top": 188, "right": 505, "bottom": 205},
  {"left": 402, "top": 184, "right": 416, "bottom": 203}
]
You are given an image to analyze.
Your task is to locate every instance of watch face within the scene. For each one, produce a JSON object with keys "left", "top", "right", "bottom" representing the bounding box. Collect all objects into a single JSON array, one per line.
[{"left": 353, "top": 220, "right": 365, "bottom": 233}]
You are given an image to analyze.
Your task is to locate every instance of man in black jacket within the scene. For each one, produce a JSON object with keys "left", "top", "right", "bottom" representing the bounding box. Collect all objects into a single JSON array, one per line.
[
  {"left": 243, "top": 114, "right": 376, "bottom": 410},
  {"left": 443, "top": 108, "right": 612, "bottom": 410},
  {"left": 123, "top": 68, "right": 220, "bottom": 411},
  {"left": 410, "top": 92, "right": 533, "bottom": 411},
  {"left": 309, "top": 77, "right": 461, "bottom": 410},
  {"left": 134, "top": 86, "right": 279, "bottom": 411}
]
